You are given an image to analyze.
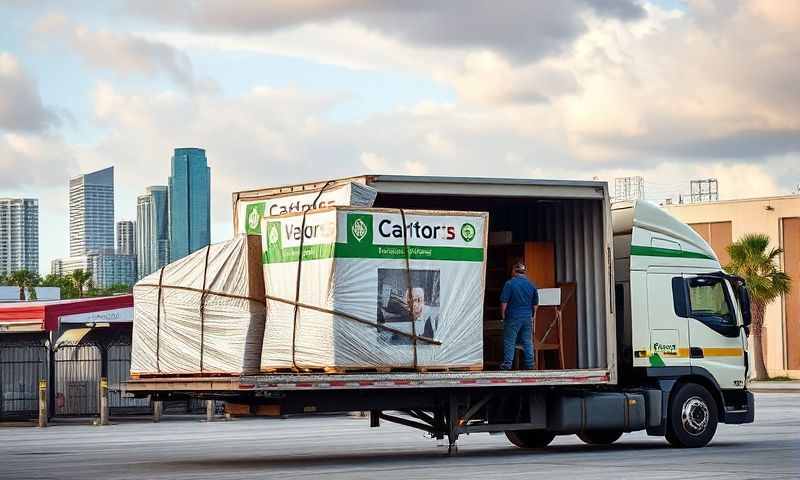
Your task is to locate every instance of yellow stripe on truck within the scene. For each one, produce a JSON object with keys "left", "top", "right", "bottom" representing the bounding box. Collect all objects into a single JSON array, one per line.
[{"left": 703, "top": 347, "right": 744, "bottom": 357}]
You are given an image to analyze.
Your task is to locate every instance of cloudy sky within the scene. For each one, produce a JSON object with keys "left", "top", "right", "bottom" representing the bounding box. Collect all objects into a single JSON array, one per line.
[{"left": 1, "top": 0, "right": 798, "bottom": 272}]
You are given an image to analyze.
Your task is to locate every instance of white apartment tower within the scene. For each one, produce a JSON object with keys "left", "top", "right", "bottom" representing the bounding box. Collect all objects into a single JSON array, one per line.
[
  {"left": 0, "top": 198, "right": 39, "bottom": 275},
  {"left": 70, "top": 166, "right": 114, "bottom": 256}
]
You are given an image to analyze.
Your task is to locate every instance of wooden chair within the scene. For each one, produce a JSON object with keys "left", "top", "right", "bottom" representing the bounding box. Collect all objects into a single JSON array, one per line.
[{"left": 513, "top": 286, "right": 575, "bottom": 370}]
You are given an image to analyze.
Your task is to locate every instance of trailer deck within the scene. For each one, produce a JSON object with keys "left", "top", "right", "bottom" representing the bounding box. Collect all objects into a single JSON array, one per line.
[{"left": 124, "top": 368, "right": 611, "bottom": 395}]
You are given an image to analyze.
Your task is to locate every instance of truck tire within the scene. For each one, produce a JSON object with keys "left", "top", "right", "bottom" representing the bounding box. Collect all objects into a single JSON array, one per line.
[
  {"left": 505, "top": 430, "right": 556, "bottom": 449},
  {"left": 665, "top": 383, "right": 718, "bottom": 448},
  {"left": 577, "top": 430, "right": 623, "bottom": 445}
]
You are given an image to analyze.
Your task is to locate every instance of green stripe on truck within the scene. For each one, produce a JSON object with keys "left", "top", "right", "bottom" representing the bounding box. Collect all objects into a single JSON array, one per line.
[{"left": 630, "top": 245, "right": 715, "bottom": 261}]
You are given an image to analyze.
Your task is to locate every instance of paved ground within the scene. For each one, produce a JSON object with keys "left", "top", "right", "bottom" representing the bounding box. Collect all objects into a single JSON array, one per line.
[{"left": 0, "top": 393, "right": 797, "bottom": 480}]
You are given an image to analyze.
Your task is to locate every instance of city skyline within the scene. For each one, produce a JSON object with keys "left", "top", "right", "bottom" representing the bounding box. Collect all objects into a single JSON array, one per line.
[{"left": 53, "top": 165, "right": 138, "bottom": 287}]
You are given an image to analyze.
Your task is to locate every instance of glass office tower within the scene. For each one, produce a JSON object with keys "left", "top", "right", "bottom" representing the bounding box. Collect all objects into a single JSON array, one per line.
[
  {"left": 168, "top": 148, "right": 210, "bottom": 261},
  {"left": 136, "top": 185, "right": 170, "bottom": 279},
  {"left": 69, "top": 166, "right": 114, "bottom": 256}
]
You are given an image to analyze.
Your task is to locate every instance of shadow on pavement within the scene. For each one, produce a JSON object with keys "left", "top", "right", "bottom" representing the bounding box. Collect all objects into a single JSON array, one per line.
[{"left": 150, "top": 441, "right": 744, "bottom": 472}]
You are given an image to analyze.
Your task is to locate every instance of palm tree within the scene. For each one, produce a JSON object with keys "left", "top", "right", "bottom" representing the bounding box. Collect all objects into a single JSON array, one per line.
[
  {"left": 726, "top": 233, "right": 791, "bottom": 380},
  {"left": 70, "top": 269, "right": 93, "bottom": 298},
  {"left": 7, "top": 270, "right": 40, "bottom": 301}
]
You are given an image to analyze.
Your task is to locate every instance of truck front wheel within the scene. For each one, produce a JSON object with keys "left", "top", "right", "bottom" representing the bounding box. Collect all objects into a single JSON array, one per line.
[
  {"left": 665, "top": 383, "right": 718, "bottom": 448},
  {"left": 577, "top": 430, "right": 623, "bottom": 445},
  {"left": 505, "top": 430, "right": 556, "bottom": 449}
]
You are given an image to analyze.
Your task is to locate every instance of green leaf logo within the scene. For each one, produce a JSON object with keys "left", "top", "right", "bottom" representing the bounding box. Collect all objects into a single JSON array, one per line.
[
  {"left": 245, "top": 202, "right": 266, "bottom": 234},
  {"left": 351, "top": 218, "right": 368, "bottom": 242},
  {"left": 460, "top": 223, "right": 476, "bottom": 242},
  {"left": 268, "top": 223, "right": 280, "bottom": 245}
]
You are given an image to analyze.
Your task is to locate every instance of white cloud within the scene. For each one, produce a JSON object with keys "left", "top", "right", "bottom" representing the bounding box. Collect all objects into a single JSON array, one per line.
[
  {"left": 0, "top": 52, "right": 57, "bottom": 131},
  {"left": 131, "top": 0, "right": 645, "bottom": 63},
  {"left": 32, "top": 13, "right": 215, "bottom": 91},
  {"left": 0, "top": 131, "right": 77, "bottom": 188}
]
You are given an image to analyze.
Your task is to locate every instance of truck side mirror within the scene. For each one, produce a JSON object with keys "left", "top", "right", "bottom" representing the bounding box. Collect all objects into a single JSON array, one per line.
[{"left": 738, "top": 284, "right": 752, "bottom": 328}]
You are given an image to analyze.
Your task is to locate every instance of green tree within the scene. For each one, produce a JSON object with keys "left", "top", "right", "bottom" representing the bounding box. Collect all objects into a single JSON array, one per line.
[
  {"left": 6, "top": 270, "right": 40, "bottom": 301},
  {"left": 70, "top": 269, "right": 93, "bottom": 298},
  {"left": 40, "top": 273, "right": 79, "bottom": 299},
  {"left": 726, "top": 233, "right": 791, "bottom": 380}
]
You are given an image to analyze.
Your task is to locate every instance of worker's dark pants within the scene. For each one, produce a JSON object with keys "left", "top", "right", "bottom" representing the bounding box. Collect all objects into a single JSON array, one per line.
[{"left": 500, "top": 316, "right": 534, "bottom": 370}]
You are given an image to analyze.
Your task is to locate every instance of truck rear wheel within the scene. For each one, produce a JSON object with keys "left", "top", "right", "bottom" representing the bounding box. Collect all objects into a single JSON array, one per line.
[
  {"left": 577, "top": 430, "right": 623, "bottom": 445},
  {"left": 505, "top": 430, "right": 556, "bottom": 449},
  {"left": 665, "top": 383, "right": 718, "bottom": 448}
]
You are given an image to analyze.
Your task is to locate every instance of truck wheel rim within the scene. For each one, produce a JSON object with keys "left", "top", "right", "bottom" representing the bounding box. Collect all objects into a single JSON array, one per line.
[{"left": 681, "top": 396, "right": 709, "bottom": 436}]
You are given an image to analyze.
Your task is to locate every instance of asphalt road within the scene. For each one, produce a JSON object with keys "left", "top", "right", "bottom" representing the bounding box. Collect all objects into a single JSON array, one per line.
[{"left": 0, "top": 393, "right": 797, "bottom": 480}]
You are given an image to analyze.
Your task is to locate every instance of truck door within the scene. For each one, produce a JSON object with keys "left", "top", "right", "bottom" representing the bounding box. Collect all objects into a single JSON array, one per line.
[
  {"left": 682, "top": 275, "right": 746, "bottom": 389},
  {"left": 646, "top": 272, "right": 691, "bottom": 368}
]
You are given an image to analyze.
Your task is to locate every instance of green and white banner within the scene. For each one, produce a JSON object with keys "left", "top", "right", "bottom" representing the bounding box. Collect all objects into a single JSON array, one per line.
[
  {"left": 261, "top": 209, "right": 485, "bottom": 264},
  {"left": 236, "top": 182, "right": 376, "bottom": 235}
]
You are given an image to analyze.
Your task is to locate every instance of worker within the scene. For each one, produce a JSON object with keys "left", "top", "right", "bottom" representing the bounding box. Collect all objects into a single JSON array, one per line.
[{"left": 499, "top": 262, "right": 539, "bottom": 370}]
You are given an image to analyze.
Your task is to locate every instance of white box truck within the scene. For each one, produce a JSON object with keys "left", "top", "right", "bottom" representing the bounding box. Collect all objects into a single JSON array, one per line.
[{"left": 126, "top": 175, "right": 754, "bottom": 451}]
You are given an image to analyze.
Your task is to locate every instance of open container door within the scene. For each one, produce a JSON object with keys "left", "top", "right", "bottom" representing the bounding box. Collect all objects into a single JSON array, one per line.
[{"left": 366, "top": 176, "right": 615, "bottom": 376}]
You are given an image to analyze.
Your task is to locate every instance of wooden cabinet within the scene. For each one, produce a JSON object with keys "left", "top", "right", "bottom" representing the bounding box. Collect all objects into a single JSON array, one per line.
[{"left": 524, "top": 242, "right": 556, "bottom": 288}]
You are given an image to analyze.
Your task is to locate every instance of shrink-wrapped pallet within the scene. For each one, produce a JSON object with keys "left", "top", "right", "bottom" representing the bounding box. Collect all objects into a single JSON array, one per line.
[
  {"left": 131, "top": 235, "right": 265, "bottom": 375},
  {"left": 235, "top": 181, "right": 377, "bottom": 235},
  {"left": 261, "top": 207, "right": 488, "bottom": 370}
]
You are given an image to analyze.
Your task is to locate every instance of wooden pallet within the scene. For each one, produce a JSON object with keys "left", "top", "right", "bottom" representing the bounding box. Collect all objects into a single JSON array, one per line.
[
  {"left": 131, "top": 371, "right": 242, "bottom": 379},
  {"left": 259, "top": 365, "right": 484, "bottom": 374}
]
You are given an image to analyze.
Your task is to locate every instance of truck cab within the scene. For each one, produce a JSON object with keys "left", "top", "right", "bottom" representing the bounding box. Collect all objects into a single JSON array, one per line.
[{"left": 613, "top": 200, "right": 754, "bottom": 447}]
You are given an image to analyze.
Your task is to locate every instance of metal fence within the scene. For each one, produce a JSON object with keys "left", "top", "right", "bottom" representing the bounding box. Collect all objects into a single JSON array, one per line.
[
  {"left": 54, "top": 343, "right": 101, "bottom": 416},
  {"left": 1, "top": 327, "right": 209, "bottom": 420},
  {"left": 0, "top": 336, "right": 49, "bottom": 419},
  {"left": 108, "top": 343, "right": 150, "bottom": 414}
]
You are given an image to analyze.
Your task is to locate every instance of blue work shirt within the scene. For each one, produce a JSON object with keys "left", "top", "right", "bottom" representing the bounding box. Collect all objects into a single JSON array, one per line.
[{"left": 500, "top": 274, "right": 539, "bottom": 320}]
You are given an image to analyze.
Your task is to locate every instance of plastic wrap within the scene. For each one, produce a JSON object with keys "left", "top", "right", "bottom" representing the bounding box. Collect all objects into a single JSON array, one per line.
[
  {"left": 261, "top": 207, "right": 488, "bottom": 370},
  {"left": 131, "top": 235, "right": 265, "bottom": 375},
  {"left": 235, "top": 181, "right": 377, "bottom": 235}
]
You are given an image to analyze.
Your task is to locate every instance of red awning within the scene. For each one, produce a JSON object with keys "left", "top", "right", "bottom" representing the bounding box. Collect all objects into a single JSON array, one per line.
[{"left": 0, "top": 295, "right": 133, "bottom": 332}]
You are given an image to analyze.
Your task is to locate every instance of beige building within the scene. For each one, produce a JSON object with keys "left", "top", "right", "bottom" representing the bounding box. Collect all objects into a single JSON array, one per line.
[{"left": 665, "top": 195, "right": 800, "bottom": 378}]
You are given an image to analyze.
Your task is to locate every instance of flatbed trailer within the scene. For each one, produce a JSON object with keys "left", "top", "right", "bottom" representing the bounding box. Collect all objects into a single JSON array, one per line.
[{"left": 125, "top": 368, "right": 615, "bottom": 452}]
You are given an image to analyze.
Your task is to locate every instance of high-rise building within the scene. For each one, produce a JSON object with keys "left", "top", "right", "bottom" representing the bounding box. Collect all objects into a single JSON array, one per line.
[
  {"left": 55, "top": 166, "right": 137, "bottom": 289},
  {"left": 168, "top": 148, "right": 210, "bottom": 261},
  {"left": 117, "top": 220, "right": 136, "bottom": 255},
  {"left": 51, "top": 253, "right": 136, "bottom": 289},
  {"left": 136, "top": 186, "right": 169, "bottom": 279},
  {"left": 0, "top": 198, "right": 38, "bottom": 275},
  {"left": 70, "top": 166, "right": 114, "bottom": 256}
]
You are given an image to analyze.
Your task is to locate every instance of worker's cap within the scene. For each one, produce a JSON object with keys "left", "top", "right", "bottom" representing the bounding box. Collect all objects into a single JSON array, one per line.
[{"left": 513, "top": 262, "right": 526, "bottom": 273}]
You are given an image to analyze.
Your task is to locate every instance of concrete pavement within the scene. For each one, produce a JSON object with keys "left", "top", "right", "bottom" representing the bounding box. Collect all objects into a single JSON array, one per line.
[
  {"left": 748, "top": 380, "right": 800, "bottom": 393},
  {"left": 0, "top": 393, "right": 797, "bottom": 480}
]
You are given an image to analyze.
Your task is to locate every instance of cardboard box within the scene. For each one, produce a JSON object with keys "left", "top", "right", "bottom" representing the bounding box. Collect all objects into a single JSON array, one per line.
[
  {"left": 260, "top": 207, "right": 488, "bottom": 370},
  {"left": 234, "top": 181, "right": 376, "bottom": 235}
]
